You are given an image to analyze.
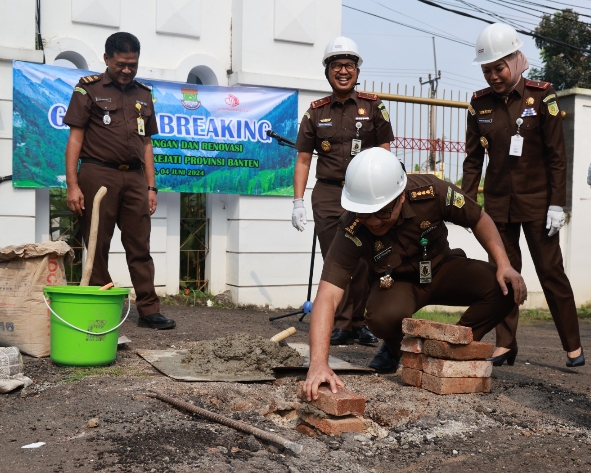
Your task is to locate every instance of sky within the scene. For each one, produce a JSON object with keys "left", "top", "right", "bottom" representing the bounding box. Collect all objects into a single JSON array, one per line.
[{"left": 342, "top": 0, "right": 591, "bottom": 98}]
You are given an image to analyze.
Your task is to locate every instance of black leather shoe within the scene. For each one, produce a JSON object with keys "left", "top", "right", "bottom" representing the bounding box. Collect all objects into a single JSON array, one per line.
[
  {"left": 369, "top": 343, "right": 400, "bottom": 374},
  {"left": 487, "top": 348, "right": 518, "bottom": 367},
  {"left": 330, "top": 328, "right": 354, "bottom": 345},
  {"left": 138, "top": 313, "right": 176, "bottom": 330},
  {"left": 353, "top": 325, "right": 378, "bottom": 345},
  {"left": 566, "top": 347, "right": 585, "bottom": 367}
]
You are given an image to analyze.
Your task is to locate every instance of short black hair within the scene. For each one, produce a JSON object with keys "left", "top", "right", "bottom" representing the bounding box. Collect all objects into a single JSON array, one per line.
[{"left": 105, "top": 32, "right": 141, "bottom": 57}]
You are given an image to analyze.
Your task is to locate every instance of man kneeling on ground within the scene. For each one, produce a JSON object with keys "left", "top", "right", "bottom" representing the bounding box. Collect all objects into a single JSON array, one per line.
[{"left": 303, "top": 147, "right": 527, "bottom": 400}]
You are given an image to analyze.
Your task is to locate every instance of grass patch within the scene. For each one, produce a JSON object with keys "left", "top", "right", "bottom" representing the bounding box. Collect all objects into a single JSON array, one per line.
[
  {"left": 161, "top": 290, "right": 233, "bottom": 308},
  {"left": 414, "top": 305, "right": 591, "bottom": 325},
  {"left": 59, "top": 366, "right": 125, "bottom": 384}
]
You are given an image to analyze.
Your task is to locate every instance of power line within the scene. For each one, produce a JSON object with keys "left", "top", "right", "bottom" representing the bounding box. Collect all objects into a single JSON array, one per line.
[
  {"left": 416, "top": 0, "right": 591, "bottom": 53},
  {"left": 342, "top": 4, "right": 474, "bottom": 47}
]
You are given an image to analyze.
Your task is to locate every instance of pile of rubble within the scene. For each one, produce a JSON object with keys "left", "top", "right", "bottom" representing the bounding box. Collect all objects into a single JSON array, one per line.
[{"left": 399, "top": 319, "right": 495, "bottom": 395}]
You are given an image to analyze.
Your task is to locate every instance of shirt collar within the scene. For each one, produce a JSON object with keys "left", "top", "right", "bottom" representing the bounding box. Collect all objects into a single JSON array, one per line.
[{"left": 102, "top": 69, "right": 137, "bottom": 91}]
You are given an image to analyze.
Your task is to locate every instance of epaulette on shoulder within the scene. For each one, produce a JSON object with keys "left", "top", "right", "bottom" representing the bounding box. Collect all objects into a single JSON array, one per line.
[
  {"left": 472, "top": 87, "right": 493, "bottom": 99},
  {"left": 344, "top": 216, "right": 361, "bottom": 236},
  {"left": 79, "top": 74, "right": 100, "bottom": 84},
  {"left": 135, "top": 80, "right": 152, "bottom": 91},
  {"left": 311, "top": 96, "right": 330, "bottom": 109},
  {"left": 525, "top": 79, "right": 550, "bottom": 90},
  {"left": 408, "top": 184, "right": 435, "bottom": 201},
  {"left": 357, "top": 91, "right": 378, "bottom": 100}
]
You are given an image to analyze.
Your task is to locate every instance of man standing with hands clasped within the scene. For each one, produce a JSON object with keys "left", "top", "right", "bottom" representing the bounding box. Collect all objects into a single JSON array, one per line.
[
  {"left": 63, "top": 32, "right": 175, "bottom": 330},
  {"left": 293, "top": 36, "right": 394, "bottom": 355}
]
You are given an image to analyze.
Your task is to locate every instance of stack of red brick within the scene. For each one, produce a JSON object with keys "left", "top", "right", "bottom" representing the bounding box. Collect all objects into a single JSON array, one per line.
[
  {"left": 295, "top": 381, "right": 366, "bottom": 436},
  {"left": 399, "top": 318, "right": 495, "bottom": 395}
]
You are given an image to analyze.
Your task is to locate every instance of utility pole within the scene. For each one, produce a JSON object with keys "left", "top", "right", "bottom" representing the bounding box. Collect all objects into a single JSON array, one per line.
[{"left": 419, "top": 37, "right": 441, "bottom": 172}]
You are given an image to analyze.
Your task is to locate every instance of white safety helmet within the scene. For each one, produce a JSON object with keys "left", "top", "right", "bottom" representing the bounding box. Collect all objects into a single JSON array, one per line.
[
  {"left": 472, "top": 23, "right": 524, "bottom": 65},
  {"left": 341, "top": 148, "right": 407, "bottom": 213},
  {"left": 322, "top": 36, "right": 363, "bottom": 67}
]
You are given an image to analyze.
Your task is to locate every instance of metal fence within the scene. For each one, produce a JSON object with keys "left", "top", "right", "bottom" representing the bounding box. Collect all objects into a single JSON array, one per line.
[{"left": 362, "top": 80, "right": 487, "bottom": 190}]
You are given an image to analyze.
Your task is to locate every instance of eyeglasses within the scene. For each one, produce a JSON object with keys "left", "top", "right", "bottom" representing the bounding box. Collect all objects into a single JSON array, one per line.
[
  {"left": 356, "top": 198, "right": 400, "bottom": 220},
  {"left": 330, "top": 61, "right": 357, "bottom": 72}
]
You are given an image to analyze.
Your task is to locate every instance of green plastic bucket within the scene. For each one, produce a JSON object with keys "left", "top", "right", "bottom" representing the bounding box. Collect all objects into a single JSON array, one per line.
[{"left": 43, "top": 286, "right": 130, "bottom": 366}]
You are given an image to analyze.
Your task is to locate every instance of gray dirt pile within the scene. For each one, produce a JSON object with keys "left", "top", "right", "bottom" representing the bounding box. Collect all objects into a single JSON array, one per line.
[{"left": 181, "top": 332, "right": 304, "bottom": 376}]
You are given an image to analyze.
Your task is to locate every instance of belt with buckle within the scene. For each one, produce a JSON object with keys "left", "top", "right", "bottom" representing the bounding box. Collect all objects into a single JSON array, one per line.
[
  {"left": 80, "top": 157, "right": 142, "bottom": 171},
  {"left": 317, "top": 178, "right": 345, "bottom": 187}
]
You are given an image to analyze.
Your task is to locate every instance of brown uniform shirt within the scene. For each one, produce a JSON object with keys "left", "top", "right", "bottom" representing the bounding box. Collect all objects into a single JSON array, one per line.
[
  {"left": 321, "top": 174, "right": 482, "bottom": 289},
  {"left": 462, "top": 77, "right": 566, "bottom": 223},
  {"left": 295, "top": 91, "right": 394, "bottom": 181},
  {"left": 63, "top": 72, "right": 158, "bottom": 165}
]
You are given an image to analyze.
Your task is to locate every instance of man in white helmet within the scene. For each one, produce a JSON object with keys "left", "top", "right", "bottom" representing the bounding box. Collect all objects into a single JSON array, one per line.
[
  {"left": 302, "top": 147, "right": 527, "bottom": 399},
  {"left": 463, "top": 23, "right": 584, "bottom": 368},
  {"left": 293, "top": 36, "right": 394, "bottom": 347}
]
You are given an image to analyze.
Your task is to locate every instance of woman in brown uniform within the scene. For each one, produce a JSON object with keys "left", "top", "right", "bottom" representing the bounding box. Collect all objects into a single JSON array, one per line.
[{"left": 462, "top": 23, "right": 584, "bottom": 367}]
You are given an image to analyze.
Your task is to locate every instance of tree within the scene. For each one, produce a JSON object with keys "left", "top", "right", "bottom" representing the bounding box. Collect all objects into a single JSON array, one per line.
[{"left": 529, "top": 9, "right": 591, "bottom": 90}]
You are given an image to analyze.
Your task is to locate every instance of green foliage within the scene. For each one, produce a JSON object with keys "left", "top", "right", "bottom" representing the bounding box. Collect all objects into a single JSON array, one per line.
[
  {"left": 179, "top": 193, "right": 208, "bottom": 291},
  {"left": 529, "top": 9, "right": 591, "bottom": 90},
  {"left": 49, "top": 189, "right": 83, "bottom": 284}
]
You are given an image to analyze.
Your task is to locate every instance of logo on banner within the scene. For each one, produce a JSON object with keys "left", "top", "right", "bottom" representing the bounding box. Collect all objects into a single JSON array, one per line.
[
  {"left": 225, "top": 94, "right": 240, "bottom": 107},
  {"left": 181, "top": 88, "right": 201, "bottom": 110}
]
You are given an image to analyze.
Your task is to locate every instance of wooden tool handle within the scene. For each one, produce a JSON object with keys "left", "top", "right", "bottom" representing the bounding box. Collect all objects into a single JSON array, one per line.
[
  {"left": 80, "top": 186, "right": 107, "bottom": 286},
  {"left": 270, "top": 327, "right": 296, "bottom": 343}
]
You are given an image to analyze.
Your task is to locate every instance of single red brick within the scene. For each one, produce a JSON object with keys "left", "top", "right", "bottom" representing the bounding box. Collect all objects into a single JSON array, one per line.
[
  {"left": 400, "top": 336, "right": 424, "bottom": 354},
  {"left": 401, "top": 352, "right": 426, "bottom": 371},
  {"left": 298, "top": 412, "right": 365, "bottom": 436},
  {"left": 400, "top": 367, "right": 423, "bottom": 387},
  {"left": 296, "top": 423, "right": 318, "bottom": 438},
  {"left": 296, "top": 381, "right": 366, "bottom": 416},
  {"left": 423, "top": 339, "right": 494, "bottom": 360},
  {"left": 421, "top": 373, "right": 491, "bottom": 395},
  {"left": 423, "top": 358, "right": 493, "bottom": 378},
  {"left": 401, "top": 318, "right": 473, "bottom": 345}
]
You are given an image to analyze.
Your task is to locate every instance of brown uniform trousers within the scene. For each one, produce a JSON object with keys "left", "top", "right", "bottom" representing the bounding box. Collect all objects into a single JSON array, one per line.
[
  {"left": 462, "top": 78, "right": 581, "bottom": 352},
  {"left": 312, "top": 182, "right": 369, "bottom": 330},
  {"left": 78, "top": 163, "right": 160, "bottom": 318},
  {"left": 365, "top": 255, "right": 515, "bottom": 357}
]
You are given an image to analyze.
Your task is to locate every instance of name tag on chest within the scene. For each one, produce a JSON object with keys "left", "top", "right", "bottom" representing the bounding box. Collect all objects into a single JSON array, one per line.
[
  {"left": 374, "top": 247, "right": 392, "bottom": 261},
  {"left": 509, "top": 135, "right": 524, "bottom": 156}
]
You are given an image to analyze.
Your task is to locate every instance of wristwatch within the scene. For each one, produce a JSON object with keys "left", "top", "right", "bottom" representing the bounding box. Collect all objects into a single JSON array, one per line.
[{"left": 147, "top": 186, "right": 158, "bottom": 194}]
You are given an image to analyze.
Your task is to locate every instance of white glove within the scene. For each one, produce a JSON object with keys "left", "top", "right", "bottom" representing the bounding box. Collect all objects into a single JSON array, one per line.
[
  {"left": 546, "top": 205, "right": 565, "bottom": 237},
  {"left": 587, "top": 162, "right": 591, "bottom": 187},
  {"left": 292, "top": 198, "right": 307, "bottom": 231}
]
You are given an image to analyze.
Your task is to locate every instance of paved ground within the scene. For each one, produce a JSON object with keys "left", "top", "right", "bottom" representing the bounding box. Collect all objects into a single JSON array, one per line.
[{"left": 1, "top": 304, "right": 590, "bottom": 472}]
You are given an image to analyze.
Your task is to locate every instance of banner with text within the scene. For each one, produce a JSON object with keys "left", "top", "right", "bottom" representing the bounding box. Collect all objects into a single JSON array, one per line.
[{"left": 12, "top": 61, "right": 298, "bottom": 195}]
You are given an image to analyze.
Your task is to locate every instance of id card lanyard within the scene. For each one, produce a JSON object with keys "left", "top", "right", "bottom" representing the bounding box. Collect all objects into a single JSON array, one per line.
[
  {"left": 351, "top": 122, "right": 362, "bottom": 156},
  {"left": 419, "top": 237, "right": 432, "bottom": 284},
  {"left": 135, "top": 103, "right": 145, "bottom": 136},
  {"left": 509, "top": 117, "right": 523, "bottom": 156}
]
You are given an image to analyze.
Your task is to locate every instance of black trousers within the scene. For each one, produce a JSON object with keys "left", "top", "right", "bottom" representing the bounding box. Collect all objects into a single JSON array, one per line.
[{"left": 364, "top": 255, "right": 516, "bottom": 356}]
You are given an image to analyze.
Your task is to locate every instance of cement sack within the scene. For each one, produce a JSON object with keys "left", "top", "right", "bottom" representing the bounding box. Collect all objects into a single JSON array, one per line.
[
  {"left": 0, "top": 242, "right": 73, "bottom": 357},
  {"left": 0, "top": 347, "right": 32, "bottom": 393}
]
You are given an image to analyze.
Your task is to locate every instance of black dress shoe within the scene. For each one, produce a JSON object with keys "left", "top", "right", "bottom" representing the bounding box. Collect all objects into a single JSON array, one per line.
[
  {"left": 369, "top": 343, "right": 400, "bottom": 374},
  {"left": 353, "top": 325, "right": 378, "bottom": 345},
  {"left": 566, "top": 347, "right": 585, "bottom": 367},
  {"left": 487, "top": 348, "right": 518, "bottom": 367},
  {"left": 138, "top": 313, "right": 176, "bottom": 330},
  {"left": 330, "top": 328, "right": 354, "bottom": 345}
]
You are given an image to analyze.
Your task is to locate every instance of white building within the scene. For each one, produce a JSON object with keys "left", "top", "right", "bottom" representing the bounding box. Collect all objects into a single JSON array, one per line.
[{"left": 1, "top": 0, "right": 590, "bottom": 310}]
